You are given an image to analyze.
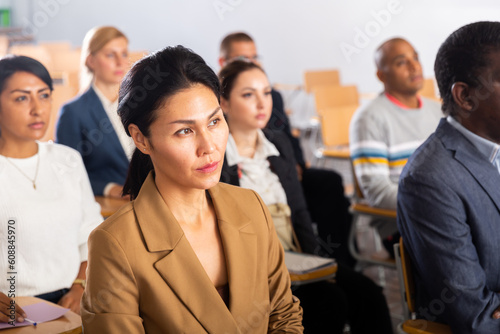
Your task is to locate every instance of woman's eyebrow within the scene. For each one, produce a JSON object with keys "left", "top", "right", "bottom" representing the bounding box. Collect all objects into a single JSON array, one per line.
[{"left": 169, "top": 106, "right": 221, "bottom": 125}]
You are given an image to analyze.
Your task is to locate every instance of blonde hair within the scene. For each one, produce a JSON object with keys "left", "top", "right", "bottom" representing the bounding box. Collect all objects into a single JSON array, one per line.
[{"left": 79, "top": 26, "right": 128, "bottom": 92}]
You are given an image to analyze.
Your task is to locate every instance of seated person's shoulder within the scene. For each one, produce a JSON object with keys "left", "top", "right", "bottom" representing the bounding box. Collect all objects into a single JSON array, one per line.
[
  {"left": 352, "top": 94, "right": 391, "bottom": 124},
  {"left": 420, "top": 97, "right": 443, "bottom": 117},
  {"left": 400, "top": 133, "right": 446, "bottom": 178},
  {"left": 41, "top": 141, "right": 84, "bottom": 163},
  {"left": 262, "top": 128, "right": 288, "bottom": 143},
  {"left": 214, "top": 182, "right": 265, "bottom": 207},
  {"left": 261, "top": 129, "right": 293, "bottom": 154},
  {"left": 58, "top": 90, "right": 91, "bottom": 116},
  {"left": 213, "top": 183, "right": 270, "bottom": 223},
  {"left": 92, "top": 201, "right": 135, "bottom": 235}
]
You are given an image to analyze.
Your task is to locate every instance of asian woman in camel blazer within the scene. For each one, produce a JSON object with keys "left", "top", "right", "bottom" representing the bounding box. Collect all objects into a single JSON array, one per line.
[
  {"left": 82, "top": 172, "right": 301, "bottom": 333},
  {"left": 81, "top": 46, "right": 303, "bottom": 333}
]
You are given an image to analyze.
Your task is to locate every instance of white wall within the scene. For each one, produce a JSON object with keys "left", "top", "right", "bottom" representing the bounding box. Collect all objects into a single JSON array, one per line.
[{"left": 10, "top": 0, "right": 500, "bottom": 94}]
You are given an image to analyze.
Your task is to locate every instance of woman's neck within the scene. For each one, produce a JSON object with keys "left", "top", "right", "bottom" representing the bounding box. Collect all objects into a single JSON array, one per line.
[
  {"left": 231, "top": 127, "right": 259, "bottom": 158},
  {"left": 94, "top": 79, "right": 120, "bottom": 102},
  {"left": 0, "top": 138, "right": 38, "bottom": 158},
  {"left": 155, "top": 177, "right": 212, "bottom": 228}
]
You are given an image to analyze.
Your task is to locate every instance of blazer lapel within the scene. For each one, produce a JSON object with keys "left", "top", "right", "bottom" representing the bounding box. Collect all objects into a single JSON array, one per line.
[
  {"left": 439, "top": 120, "right": 500, "bottom": 212},
  {"left": 134, "top": 174, "right": 241, "bottom": 333},
  {"left": 209, "top": 185, "right": 258, "bottom": 321},
  {"left": 86, "top": 88, "right": 129, "bottom": 164}
]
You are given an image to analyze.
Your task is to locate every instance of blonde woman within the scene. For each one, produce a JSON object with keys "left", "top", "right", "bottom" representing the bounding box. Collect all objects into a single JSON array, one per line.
[{"left": 56, "top": 26, "right": 132, "bottom": 198}]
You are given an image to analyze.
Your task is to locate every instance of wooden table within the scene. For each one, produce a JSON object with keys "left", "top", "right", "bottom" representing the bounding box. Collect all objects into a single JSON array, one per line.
[
  {"left": 95, "top": 196, "right": 129, "bottom": 218},
  {"left": 2, "top": 297, "right": 81, "bottom": 334}
]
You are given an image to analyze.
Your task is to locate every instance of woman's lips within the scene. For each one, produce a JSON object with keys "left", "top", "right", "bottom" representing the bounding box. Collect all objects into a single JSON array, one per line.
[
  {"left": 197, "top": 161, "right": 219, "bottom": 173},
  {"left": 29, "top": 122, "right": 45, "bottom": 130}
]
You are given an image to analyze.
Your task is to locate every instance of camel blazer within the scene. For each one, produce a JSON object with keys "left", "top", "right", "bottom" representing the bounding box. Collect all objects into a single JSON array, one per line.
[{"left": 81, "top": 173, "right": 303, "bottom": 333}]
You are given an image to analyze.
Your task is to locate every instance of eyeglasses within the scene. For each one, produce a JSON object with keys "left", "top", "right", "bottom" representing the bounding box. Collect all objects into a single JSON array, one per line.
[{"left": 226, "top": 55, "right": 261, "bottom": 64}]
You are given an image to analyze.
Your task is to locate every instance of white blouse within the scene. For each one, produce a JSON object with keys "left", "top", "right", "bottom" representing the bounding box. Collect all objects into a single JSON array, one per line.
[
  {"left": 93, "top": 83, "right": 135, "bottom": 160},
  {"left": 0, "top": 142, "right": 103, "bottom": 296},
  {"left": 226, "top": 130, "right": 287, "bottom": 205}
]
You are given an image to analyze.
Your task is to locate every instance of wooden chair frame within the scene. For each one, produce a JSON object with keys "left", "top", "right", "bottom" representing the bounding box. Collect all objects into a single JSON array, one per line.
[{"left": 394, "top": 238, "right": 452, "bottom": 334}]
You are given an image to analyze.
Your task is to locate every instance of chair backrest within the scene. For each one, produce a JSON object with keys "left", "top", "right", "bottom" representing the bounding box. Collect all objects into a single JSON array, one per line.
[
  {"left": 8, "top": 44, "right": 53, "bottom": 71},
  {"left": 303, "top": 69, "right": 340, "bottom": 93},
  {"left": 320, "top": 105, "right": 357, "bottom": 147},
  {"left": 39, "top": 41, "right": 72, "bottom": 54},
  {"left": 128, "top": 50, "right": 149, "bottom": 69},
  {"left": 399, "top": 237, "right": 417, "bottom": 314},
  {"left": 313, "top": 85, "right": 359, "bottom": 115},
  {"left": 49, "top": 49, "right": 81, "bottom": 72},
  {"left": 420, "top": 78, "right": 440, "bottom": 101}
]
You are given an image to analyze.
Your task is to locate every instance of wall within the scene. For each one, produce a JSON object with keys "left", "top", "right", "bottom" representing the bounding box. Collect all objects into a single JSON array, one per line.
[{"left": 10, "top": 0, "right": 500, "bottom": 94}]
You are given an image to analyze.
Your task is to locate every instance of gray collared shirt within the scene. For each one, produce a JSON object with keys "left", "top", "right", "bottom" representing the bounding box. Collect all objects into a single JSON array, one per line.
[{"left": 447, "top": 116, "right": 500, "bottom": 174}]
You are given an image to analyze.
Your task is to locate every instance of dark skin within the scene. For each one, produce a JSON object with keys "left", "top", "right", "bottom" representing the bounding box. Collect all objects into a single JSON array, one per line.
[
  {"left": 375, "top": 38, "right": 424, "bottom": 109},
  {"left": 0, "top": 292, "right": 26, "bottom": 323},
  {"left": 448, "top": 50, "right": 500, "bottom": 318},
  {"left": 450, "top": 52, "right": 500, "bottom": 145}
]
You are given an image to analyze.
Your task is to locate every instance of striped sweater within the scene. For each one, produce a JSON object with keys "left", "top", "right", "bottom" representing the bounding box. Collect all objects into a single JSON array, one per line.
[{"left": 349, "top": 93, "right": 442, "bottom": 209}]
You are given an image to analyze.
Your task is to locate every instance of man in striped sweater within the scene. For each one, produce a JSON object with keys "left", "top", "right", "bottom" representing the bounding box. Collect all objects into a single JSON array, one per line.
[{"left": 349, "top": 38, "right": 442, "bottom": 252}]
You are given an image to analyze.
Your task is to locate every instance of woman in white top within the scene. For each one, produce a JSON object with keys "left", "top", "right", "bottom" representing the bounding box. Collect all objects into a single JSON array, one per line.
[
  {"left": 57, "top": 26, "right": 133, "bottom": 198},
  {"left": 0, "top": 55, "right": 102, "bottom": 322}
]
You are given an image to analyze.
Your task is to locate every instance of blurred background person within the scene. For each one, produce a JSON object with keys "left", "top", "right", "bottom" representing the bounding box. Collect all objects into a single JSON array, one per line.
[
  {"left": 349, "top": 37, "right": 441, "bottom": 256},
  {"left": 219, "top": 60, "right": 393, "bottom": 333},
  {"left": 57, "top": 26, "right": 132, "bottom": 198},
  {"left": 219, "top": 32, "right": 355, "bottom": 267}
]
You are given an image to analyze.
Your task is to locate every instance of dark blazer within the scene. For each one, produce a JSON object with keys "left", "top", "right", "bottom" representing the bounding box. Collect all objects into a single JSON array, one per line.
[
  {"left": 268, "top": 89, "right": 306, "bottom": 169},
  {"left": 81, "top": 173, "right": 303, "bottom": 333},
  {"left": 56, "top": 87, "right": 129, "bottom": 195},
  {"left": 397, "top": 118, "right": 500, "bottom": 333},
  {"left": 221, "top": 129, "right": 318, "bottom": 254}
]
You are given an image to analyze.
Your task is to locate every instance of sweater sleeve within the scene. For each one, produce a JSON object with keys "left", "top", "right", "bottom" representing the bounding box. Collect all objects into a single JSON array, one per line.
[{"left": 349, "top": 107, "right": 398, "bottom": 210}]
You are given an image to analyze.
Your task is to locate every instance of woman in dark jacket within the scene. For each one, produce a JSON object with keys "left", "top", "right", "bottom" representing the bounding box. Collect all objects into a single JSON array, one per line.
[{"left": 219, "top": 60, "right": 393, "bottom": 334}]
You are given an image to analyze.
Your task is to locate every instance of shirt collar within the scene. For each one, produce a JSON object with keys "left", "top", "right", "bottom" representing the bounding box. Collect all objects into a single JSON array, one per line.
[
  {"left": 92, "top": 83, "right": 116, "bottom": 109},
  {"left": 385, "top": 92, "right": 422, "bottom": 109},
  {"left": 226, "top": 130, "right": 280, "bottom": 166},
  {"left": 447, "top": 115, "right": 500, "bottom": 167}
]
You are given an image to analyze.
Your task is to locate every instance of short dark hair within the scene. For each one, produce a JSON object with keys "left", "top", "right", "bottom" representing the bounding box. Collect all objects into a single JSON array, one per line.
[
  {"left": 0, "top": 55, "right": 53, "bottom": 94},
  {"left": 435, "top": 21, "right": 500, "bottom": 115},
  {"left": 118, "top": 45, "right": 220, "bottom": 199},
  {"left": 219, "top": 60, "right": 264, "bottom": 100},
  {"left": 219, "top": 32, "right": 254, "bottom": 60}
]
